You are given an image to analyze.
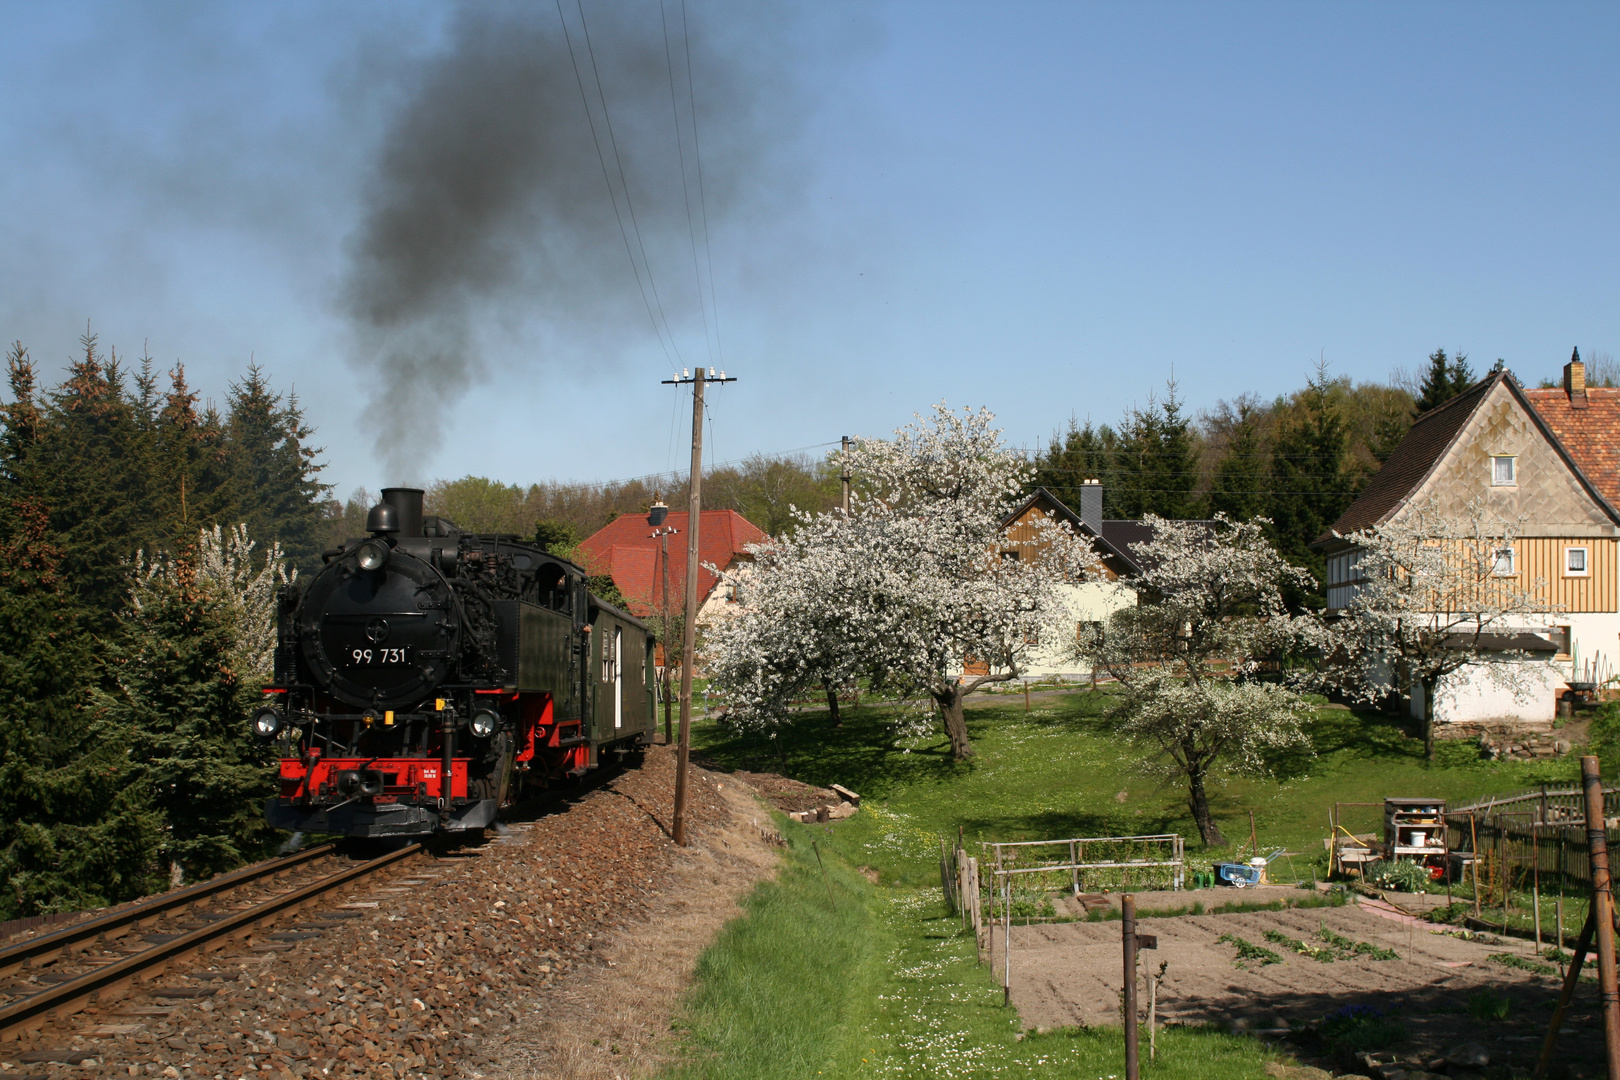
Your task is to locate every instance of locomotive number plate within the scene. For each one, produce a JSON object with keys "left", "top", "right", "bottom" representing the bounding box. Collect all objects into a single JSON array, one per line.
[{"left": 346, "top": 647, "right": 413, "bottom": 666}]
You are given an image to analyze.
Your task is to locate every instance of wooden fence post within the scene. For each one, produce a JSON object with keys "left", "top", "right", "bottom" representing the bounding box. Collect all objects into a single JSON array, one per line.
[
  {"left": 1123, "top": 894, "right": 1139, "bottom": 1080},
  {"left": 1580, "top": 755, "right": 1620, "bottom": 1077}
]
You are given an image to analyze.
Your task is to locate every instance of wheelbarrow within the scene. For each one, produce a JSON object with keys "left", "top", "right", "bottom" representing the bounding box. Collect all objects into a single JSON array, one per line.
[{"left": 1213, "top": 861, "right": 1263, "bottom": 888}]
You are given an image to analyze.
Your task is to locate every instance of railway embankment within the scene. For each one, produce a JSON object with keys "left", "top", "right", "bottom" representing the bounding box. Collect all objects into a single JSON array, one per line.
[{"left": 1, "top": 745, "right": 775, "bottom": 1080}]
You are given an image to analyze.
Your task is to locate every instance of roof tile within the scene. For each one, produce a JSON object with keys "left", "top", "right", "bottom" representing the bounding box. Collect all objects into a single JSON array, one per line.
[{"left": 574, "top": 510, "right": 768, "bottom": 617}]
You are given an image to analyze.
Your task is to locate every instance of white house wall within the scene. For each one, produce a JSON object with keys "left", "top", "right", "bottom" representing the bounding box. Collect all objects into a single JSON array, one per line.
[
  {"left": 1413, "top": 659, "right": 1560, "bottom": 724},
  {"left": 1020, "top": 580, "right": 1136, "bottom": 679}
]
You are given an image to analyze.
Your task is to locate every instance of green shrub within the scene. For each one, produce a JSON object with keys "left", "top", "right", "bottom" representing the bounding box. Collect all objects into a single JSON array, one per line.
[
  {"left": 1591, "top": 702, "right": 1620, "bottom": 774},
  {"left": 1425, "top": 902, "right": 1471, "bottom": 925}
]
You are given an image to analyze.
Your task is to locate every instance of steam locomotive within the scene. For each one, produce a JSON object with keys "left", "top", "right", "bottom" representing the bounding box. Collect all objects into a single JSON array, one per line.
[{"left": 258, "top": 487, "right": 657, "bottom": 839}]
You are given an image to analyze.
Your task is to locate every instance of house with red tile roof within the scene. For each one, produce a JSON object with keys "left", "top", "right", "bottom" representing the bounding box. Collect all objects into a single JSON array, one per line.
[
  {"left": 1313, "top": 350, "right": 1620, "bottom": 723},
  {"left": 573, "top": 508, "right": 769, "bottom": 625}
]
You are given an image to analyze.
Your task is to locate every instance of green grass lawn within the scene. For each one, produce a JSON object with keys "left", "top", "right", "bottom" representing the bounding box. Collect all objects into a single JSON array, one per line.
[
  {"left": 665, "top": 813, "right": 1284, "bottom": 1080},
  {"left": 664, "top": 691, "right": 1585, "bottom": 1080},
  {"left": 691, "top": 690, "right": 1581, "bottom": 885}
]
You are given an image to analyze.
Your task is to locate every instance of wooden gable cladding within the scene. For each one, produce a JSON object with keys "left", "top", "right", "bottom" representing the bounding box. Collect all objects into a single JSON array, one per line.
[
  {"left": 1501, "top": 537, "right": 1618, "bottom": 613},
  {"left": 1001, "top": 501, "right": 1122, "bottom": 580}
]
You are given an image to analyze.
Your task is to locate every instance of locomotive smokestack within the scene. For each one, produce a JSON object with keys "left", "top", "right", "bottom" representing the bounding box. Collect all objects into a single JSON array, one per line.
[{"left": 381, "top": 487, "right": 426, "bottom": 538}]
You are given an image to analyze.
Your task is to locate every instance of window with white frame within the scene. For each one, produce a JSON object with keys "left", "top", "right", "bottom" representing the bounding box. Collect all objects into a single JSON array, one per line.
[
  {"left": 1493, "top": 546, "right": 1516, "bottom": 576},
  {"left": 1491, "top": 456, "right": 1517, "bottom": 486},
  {"left": 1566, "top": 546, "right": 1590, "bottom": 576}
]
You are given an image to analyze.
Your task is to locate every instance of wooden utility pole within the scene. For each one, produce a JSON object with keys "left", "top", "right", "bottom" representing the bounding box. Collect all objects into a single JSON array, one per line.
[
  {"left": 1122, "top": 894, "right": 1140, "bottom": 1080},
  {"left": 1580, "top": 754, "right": 1620, "bottom": 1074},
  {"left": 647, "top": 497, "right": 675, "bottom": 745},
  {"left": 664, "top": 367, "right": 735, "bottom": 847},
  {"left": 841, "top": 435, "right": 852, "bottom": 516}
]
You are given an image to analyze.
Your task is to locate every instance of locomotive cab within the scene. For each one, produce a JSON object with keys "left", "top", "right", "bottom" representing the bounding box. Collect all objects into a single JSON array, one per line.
[{"left": 263, "top": 487, "right": 657, "bottom": 839}]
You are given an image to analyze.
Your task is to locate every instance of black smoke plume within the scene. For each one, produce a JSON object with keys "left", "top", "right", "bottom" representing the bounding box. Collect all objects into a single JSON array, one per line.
[{"left": 342, "top": 1, "right": 796, "bottom": 477}]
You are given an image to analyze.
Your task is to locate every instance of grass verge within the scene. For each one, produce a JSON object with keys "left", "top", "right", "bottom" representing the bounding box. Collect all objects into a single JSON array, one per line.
[
  {"left": 668, "top": 815, "right": 1287, "bottom": 1079},
  {"left": 663, "top": 818, "right": 885, "bottom": 1079}
]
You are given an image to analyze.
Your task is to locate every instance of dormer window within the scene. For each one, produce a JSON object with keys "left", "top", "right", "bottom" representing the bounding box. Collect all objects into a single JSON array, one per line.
[{"left": 1491, "top": 456, "right": 1517, "bottom": 486}]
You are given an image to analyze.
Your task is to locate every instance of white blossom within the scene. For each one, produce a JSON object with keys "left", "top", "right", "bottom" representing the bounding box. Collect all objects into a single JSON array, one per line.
[
  {"left": 706, "top": 402, "right": 1101, "bottom": 759},
  {"left": 1074, "top": 514, "right": 1315, "bottom": 846},
  {"left": 133, "top": 523, "right": 296, "bottom": 688},
  {"left": 1325, "top": 501, "right": 1554, "bottom": 759}
]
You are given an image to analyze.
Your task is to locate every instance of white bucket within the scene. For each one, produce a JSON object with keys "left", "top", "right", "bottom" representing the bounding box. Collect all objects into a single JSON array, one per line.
[{"left": 1410, "top": 831, "right": 1426, "bottom": 848}]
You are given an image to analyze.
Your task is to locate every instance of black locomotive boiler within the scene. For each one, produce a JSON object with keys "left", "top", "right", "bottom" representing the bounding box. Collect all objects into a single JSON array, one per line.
[{"left": 257, "top": 487, "right": 657, "bottom": 838}]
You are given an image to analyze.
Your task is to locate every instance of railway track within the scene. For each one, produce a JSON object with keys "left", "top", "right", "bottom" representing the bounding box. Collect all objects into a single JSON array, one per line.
[{"left": 0, "top": 842, "right": 420, "bottom": 1041}]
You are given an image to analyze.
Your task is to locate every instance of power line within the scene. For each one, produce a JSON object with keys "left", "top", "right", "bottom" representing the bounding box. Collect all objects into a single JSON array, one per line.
[
  {"left": 679, "top": 0, "right": 724, "bottom": 367},
  {"left": 575, "top": 0, "right": 688, "bottom": 364},
  {"left": 660, "top": 0, "right": 713, "bottom": 367},
  {"left": 553, "top": 0, "right": 679, "bottom": 367},
  {"left": 585, "top": 439, "right": 839, "bottom": 489}
]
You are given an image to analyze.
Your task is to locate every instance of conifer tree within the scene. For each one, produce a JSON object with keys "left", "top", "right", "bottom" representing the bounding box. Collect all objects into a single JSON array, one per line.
[
  {"left": 0, "top": 495, "right": 160, "bottom": 917},
  {"left": 224, "top": 365, "right": 330, "bottom": 571},
  {"left": 1113, "top": 383, "right": 1204, "bottom": 520},
  {"left": 101, "top": 541, "right": 281, "bottom": 883},
  {"left": 152, "top": 362, "right": 234, "bottom": 551},
  {"left": 1414, "top": 349, "right": 1476, "bottom": 413},
  {"left": 1208, "top": 401, "right": 1269, "bottom": 521},
  {"left": 1267, "top": 365, "right": 1356, "bottom": 606},
  {"left": 1032, "top": 418, "right": 1118, "bottom": 514},
  {"left": 25, "top": 334, "right": 162, "bottom": 625}
]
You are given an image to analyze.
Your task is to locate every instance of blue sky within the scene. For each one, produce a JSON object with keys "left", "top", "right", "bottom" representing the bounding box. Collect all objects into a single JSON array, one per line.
[{"left": 0, "top": 1, "right": 1615, "bottom": 499}]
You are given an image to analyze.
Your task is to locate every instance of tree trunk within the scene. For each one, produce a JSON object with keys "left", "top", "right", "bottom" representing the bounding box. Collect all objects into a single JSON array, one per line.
[
  {"left": 823, "top": 677, "right": 841, "bottom": 728},
  {"left": 935, "top": 686, "right": 974, "bottom": 761},
  {"left": 1423, "top": 675, "right": 1437, "bottom": 762},
  {"left": 1187, "top": 768, "right": 1225, "bottom": 846}
]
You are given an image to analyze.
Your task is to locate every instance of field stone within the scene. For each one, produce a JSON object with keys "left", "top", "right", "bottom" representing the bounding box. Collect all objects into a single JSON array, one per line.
[{"left": 1446, "top": 1042, "right": 1490, "bottom": 1068}]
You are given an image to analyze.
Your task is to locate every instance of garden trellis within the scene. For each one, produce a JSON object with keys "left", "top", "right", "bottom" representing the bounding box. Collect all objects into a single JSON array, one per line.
[{"left": 941, "top": 832, "right": 1184, "bottom": 1008}]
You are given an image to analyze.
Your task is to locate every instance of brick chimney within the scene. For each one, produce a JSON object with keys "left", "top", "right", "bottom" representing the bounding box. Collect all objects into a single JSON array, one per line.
[
  {"left": 1079, "top": 479, "right": 1103, "bottom": 535},
  {"left": 1565, "top": 346, "right": 1588, "bottom": 409}
]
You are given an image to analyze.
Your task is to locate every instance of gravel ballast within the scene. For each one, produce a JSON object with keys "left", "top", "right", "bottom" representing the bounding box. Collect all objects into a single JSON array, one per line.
[{"left": 1, "top": 744, "right": 770, "bottom": 1080}]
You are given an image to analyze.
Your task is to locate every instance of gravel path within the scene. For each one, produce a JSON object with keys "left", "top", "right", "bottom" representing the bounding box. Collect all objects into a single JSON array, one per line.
[{"left": 1, "top": 745, "right": 776, "bottom": 1080}]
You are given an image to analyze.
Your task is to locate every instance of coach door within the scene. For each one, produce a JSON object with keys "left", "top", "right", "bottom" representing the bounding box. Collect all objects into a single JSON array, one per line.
[{"left": 613, "top": 626, "right": 623, "bottom": 729}]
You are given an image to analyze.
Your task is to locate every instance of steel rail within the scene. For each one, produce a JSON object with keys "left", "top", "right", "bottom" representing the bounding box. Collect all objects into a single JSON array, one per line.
[
  {"left": 0, "top": 844, "right": 419, "bottom": 1039},
  {"left": 0, "top": 844, "right": 337, "bottom": 978}
]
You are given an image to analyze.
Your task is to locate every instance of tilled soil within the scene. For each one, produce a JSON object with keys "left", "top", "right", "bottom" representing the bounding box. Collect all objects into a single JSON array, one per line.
[
  {"left": 994, "top": 901, "right": 1600, "bottom": 1073},
  {"left": 2, "top": 745, "right": 777, "bottom": 1080}
]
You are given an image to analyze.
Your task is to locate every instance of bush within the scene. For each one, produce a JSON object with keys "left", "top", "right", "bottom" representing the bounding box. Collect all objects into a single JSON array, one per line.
[
  {"left": 1366, "top": 858, "right": 1432, "bottom": 893},
  {"left": 1425, "top": 902, "right": 1471, "bottom": 925},
  {"left": 1590, "top": 702, "right": 1620, "bottom": 774}
]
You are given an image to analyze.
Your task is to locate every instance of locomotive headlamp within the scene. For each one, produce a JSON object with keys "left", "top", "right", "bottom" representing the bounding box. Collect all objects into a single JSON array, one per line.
[
  {"left": 252, "top": 705, "right": 285, "bottom": 740},
  {"left": 356, "top": 539, "right": 390, "bottom": 572},
  {"left": 470, "top": 709, "right": 498, "bottom": 738}
]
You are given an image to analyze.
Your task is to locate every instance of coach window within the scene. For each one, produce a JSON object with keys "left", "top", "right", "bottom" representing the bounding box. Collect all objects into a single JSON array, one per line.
[
  {"left": 1566, "top": 546, "right": 1590, "bottom": 577},
  {"left": 1491, "top": 456, "right": 1517, "bottom": 486}
]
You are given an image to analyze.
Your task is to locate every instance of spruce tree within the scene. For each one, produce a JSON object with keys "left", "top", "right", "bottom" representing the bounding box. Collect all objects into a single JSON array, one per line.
[
  {"left": 25, "top": 334, "right": 162, "bottom": 626},
  {"left": 224, "top": 365, "right": 330, "bottom": 572},
  {"left": 1113, "top": 383, "right": 1204, "bottom": 520},
  {"left": 1267, "top": 365, "right": 1356, "bottom": 607},
  {"left": 100, "top": 550, "right": 277, "bottom": 883},
  {"left": 1208, "top": 402, "right": 1269, "bottom": 521},
  {"left": 1032, "top": 418, "right": 1118, "bottom": 513},
  {"left": 153, "top": 362, "right": 234, "bottom": 552},
  {"left": 1414, "top": 349, "right": 1476, "bottom": 413},
  {"left": 0, "top": 496, "right": 161, "bottom": 918}
]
